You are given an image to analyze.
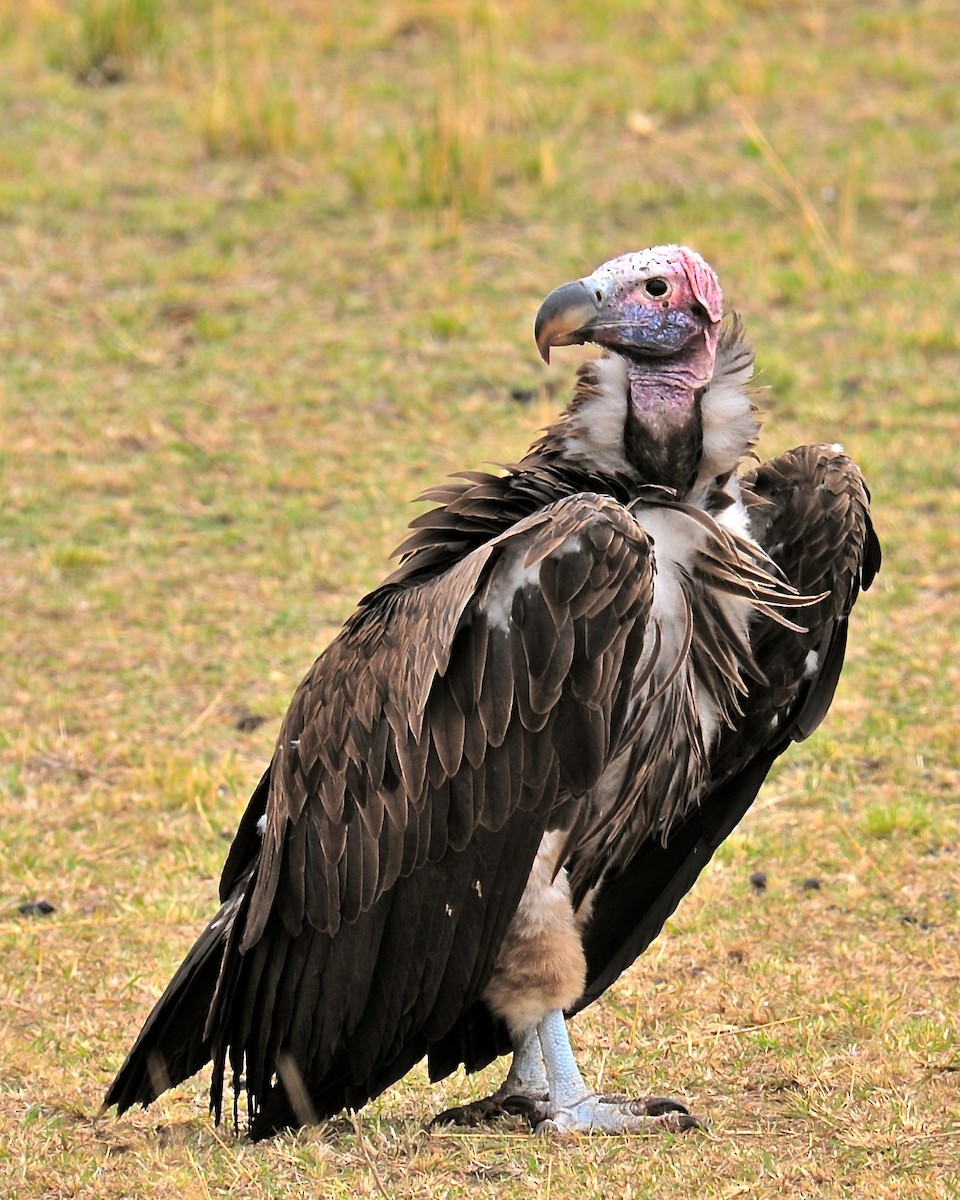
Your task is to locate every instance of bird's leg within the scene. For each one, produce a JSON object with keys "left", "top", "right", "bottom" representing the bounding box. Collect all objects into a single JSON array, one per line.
[
  {"left": 500, "top": 1026, "right": 549, "bottom": 1101},
  {"left": 433, "top": 829, "right": 583, "bottom": 1129},
  {"left": 534, "top": 1009, "right": 704, "bottom": 1135},
  {"left": 432, "top": 831, "right": 703, "bottom": 1134},
  {"left": 429, "top": 1028, "right": 549, "bottom": 1127}
]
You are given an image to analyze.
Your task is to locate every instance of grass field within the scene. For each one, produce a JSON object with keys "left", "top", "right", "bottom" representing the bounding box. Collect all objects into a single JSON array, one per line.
[{"left": 2, "top": 0, "right": 959, "bottom": 1195}]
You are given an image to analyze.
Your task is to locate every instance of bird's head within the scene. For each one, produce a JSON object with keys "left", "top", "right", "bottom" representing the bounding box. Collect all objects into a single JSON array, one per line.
[
  {"left": 535, "top": 246, "right": 727, "bottom": 490},
  {"left": 535, "top": 244, "right": 722, "bottom": 379}
]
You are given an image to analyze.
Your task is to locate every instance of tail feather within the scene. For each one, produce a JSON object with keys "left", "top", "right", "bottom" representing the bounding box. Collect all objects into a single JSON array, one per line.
[{"left": 103, "top": 900, "right": 233, "bottom": 1115}]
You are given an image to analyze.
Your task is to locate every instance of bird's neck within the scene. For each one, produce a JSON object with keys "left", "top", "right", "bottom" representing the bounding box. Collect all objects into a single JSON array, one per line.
[
  {"left": 549, "top": 356, "right": 704, "bottom": 498},
  {"left": 623, "top": 360, "right": 704, "bottom": 495},
  {"left": 552, "top": 330, "right": 759, "bottom": 504}
]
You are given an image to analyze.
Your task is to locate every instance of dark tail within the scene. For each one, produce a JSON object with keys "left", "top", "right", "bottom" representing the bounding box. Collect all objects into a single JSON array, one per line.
[{"left": 103, "top": 900, "right": 233, "bottom": 1115}]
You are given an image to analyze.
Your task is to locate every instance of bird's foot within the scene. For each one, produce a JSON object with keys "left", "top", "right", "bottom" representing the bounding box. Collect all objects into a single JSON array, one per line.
[
  {"left": 535, "top": 1092, "right": 706, "bottom": 1136},
  {"left": 430, "top": 1088, "right": 548, "bottom": 1128}
]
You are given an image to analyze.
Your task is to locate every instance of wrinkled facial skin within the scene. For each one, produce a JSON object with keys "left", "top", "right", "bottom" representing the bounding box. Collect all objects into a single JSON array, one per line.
[
  {"left": 535, "top": 245, "right": 725, "bottom": 491},
  {"left": 595, "top": 298, "right": 705, "bottom": 359},
  {"left": 535, "top": 245, "right": 723, "bottom": 371}
]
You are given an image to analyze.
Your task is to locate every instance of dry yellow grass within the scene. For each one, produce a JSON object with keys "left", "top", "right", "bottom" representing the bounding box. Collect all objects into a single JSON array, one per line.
[{"left": 2, "top": 0, "right": 959, "bottom": 1195}]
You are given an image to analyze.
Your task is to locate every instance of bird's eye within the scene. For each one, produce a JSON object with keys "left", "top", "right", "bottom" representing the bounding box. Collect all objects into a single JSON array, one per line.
[{"left": 645, "top": 278, "right": 669, "bottom": 298}]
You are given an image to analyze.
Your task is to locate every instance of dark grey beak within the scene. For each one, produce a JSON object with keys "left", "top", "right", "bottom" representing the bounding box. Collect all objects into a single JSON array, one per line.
[{"left": 534, "top": 278, "right": 602, "bottom": 363}]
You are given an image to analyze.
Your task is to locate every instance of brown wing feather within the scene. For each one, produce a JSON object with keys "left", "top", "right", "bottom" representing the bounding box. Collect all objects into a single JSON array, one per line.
[
  {"left": 242, "top": 494, "right": 655, "bottom": 946},
  {"left": 426, "top": 443, "right": 879, "bottom": 1083},
  {"left": 200, "top": 492, "right": 661, "bottom": 1131},
  {"left": 574, "top": 442, "right": 879, "bottom": 1004},
  {"left": 735, "top": 443, "right": 879, "bottom": 750}
]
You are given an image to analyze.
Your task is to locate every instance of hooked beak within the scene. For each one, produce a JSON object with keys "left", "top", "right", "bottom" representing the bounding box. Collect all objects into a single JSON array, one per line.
[
  {"left": 534, "top": 279, "right": 602, "bottom": 363},
  {"left": 534, "top": 249, "right": 723, "bottom": 369}
]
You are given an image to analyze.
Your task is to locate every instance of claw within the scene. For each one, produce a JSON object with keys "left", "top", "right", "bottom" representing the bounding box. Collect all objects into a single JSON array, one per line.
[
  {"left": 535, "top": 1093, "right": 707, "bottom": 1136},
  {"left": 430, "top": 1095, "right": 509, "bottom": 1128},
  {"left": 429, "top": 1090, "right": 547, "bottom": 1128},
  {"left": 431, "top": 1012, "right": 710, "bottom": 1137},
  {"left": 634, "top": 1095, "right": 689, "bottom": 1118},
  {"left": 500, "top": 1093, "right": 549, "bottom": 1122},
  {"left": 529, "top": 1010, "right": 709, "bottom": 1135},
  {"left": 633, "top": 1095, "right": 706, "bottom": 1128}
]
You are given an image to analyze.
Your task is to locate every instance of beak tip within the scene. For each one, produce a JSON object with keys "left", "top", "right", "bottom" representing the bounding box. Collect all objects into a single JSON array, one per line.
[{"left": 533, "top": 277, "right": 598, "bottom": 367}]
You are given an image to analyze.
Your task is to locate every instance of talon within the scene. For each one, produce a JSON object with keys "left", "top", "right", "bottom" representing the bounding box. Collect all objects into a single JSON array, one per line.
[
  {"left": 430, "top": 1090, "right": 546, "bottom": 1128},
  {"left": 674, "top": 1111, "right": 709, "bottom": 1133},
  {"left": 537, "top": 1093, "right": 708, "bottom": 1136},
  {"left": 532, "top": 1010, "right": 709, "bottom": 1135},
  {"left": 430, "top": 1096, "right": 505, "bottom": 1127},
  {"left": 501, "top": 1093, "right": 548, "bottom": 1122},
  {"left": 638, "top": 1096, "right": 690, "bottom": 1118}
]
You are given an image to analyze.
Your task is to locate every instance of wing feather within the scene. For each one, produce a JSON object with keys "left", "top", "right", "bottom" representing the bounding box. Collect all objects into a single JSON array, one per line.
[
  {"left": 204, "top": 493, "right": 660, "bottom": 1130},
  {"left": 426, "top": 443, "right": 878, "bottom": 1085},
  {"left": 575, "top": 442, "right": 879, "bottom": 1005},
  {"left": 477, "top": 630, "right": 514, "bottom": 748}
]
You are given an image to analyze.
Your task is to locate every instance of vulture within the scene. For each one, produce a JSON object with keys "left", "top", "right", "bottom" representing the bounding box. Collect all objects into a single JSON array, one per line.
[{"left": 105, "top": 244, "right": 879, "bottom": 1137}]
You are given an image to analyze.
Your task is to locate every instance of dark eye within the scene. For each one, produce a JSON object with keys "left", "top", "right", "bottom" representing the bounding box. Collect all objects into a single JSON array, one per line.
[{"left": 645, "top": 278, "right": 669, "bottom": 297}]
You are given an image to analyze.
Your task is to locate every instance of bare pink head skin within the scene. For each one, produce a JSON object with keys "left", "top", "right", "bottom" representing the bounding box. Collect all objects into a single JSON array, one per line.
[{"left": 535, "top": 245, "right": 725, "bottom": 488}]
